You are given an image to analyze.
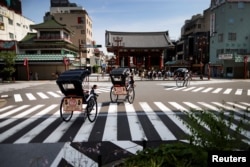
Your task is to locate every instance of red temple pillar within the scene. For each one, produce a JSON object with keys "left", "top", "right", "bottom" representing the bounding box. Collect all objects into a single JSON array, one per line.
[
  {"left": 148, "top": 55, "right": 151, "bottom": 70},
  {"left": 127, "top": 55, "right": 130, "bottom": 68},
  {"left": 133, "top": 56, "right": 136, "bottom": 66},
  {"left": 116, "top": 51, "right": 120, "bottom": 66},
  {"left": 159, "top": 53, "right": 164, "bottom": 70}
]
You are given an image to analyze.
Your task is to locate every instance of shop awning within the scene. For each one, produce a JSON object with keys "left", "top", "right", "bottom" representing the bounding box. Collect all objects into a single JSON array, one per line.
[{"left": 15, "top": 54, "right": 75, "bottom": 62}]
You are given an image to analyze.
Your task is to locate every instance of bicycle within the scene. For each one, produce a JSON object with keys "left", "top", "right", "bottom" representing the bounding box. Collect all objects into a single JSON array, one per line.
[
  {"left": 109, "top": 68, "right": 135, "bottom": 104},
  {"left": 174, "top": 68, "right": 191, "bottom": 87}
]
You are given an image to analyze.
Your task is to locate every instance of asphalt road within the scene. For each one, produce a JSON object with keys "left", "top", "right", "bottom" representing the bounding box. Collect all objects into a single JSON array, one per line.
[{"left": 0, "top": 78, "right": 249, "bottom": 166}]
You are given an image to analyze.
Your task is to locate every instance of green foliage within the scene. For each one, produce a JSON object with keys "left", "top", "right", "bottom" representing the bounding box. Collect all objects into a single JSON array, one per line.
[
  {"left": 123, "top": 142, "right": 207, "bottom": 167},
  {"left": 0, "top": 52, "right": 16, "bottom": 80},
  {"left": 183, "top": 107, "right": 249, "bottom": 151},
  {"left": 92, "top": 64, "right": 99, "bottom": 73}
]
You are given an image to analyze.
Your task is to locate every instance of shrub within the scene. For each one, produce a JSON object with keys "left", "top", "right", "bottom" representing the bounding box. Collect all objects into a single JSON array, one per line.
[
  {"left": 123, "top": 142, "right": 207, "bottom": 167},
  {"left": 183, "top": 107, "right": 249, "bottom": 151}
]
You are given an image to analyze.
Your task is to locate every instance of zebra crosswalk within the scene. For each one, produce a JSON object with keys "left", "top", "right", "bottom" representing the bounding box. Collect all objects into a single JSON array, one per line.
[
  {"left": 0, "top": 87, "right": 111, "bottom": 102},
  {"left": 0, "top": 101, "right": 249, "bottom": 144},
  {"left": 165, "top": 86, "right": 250, "bottom": 96}
]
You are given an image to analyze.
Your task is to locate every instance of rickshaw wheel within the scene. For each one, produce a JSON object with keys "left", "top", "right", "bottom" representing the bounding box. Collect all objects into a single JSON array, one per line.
[
  {"left": 110, "top": 86, "right": 118, "bottom": 103},
  {"left": 176, "top": 77, "right": 184, "bottom": 87},
  {"left": 60, "top": 97, "right": 73, "bottom": 122},
  {"left": 127, "top": 87, "right": 135, "bottom": 104},
  {"left": 86, "top": 97, "right": 97, "bottom": 122}
]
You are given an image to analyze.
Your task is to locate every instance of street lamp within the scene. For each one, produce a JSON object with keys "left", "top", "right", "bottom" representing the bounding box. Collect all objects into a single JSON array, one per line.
[{"left": 112, "top": 36, "right": 124, "bottom": 67}]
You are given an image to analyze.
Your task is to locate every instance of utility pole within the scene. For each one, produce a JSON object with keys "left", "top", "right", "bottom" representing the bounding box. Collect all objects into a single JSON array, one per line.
[{"left": 78, "top": 39, "right": 82, "bottom": 69}]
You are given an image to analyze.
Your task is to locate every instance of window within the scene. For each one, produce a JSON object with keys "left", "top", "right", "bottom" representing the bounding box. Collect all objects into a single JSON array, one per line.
[
  {"left": 228, "top": 18, "right": 234, "bottom": 24},
  {"left": 0, "top": 22, "right": 4, "bottom": 30},
  {"left": 0, "top": 15, "right": 3, "bottom": 22},
  {"left": 238, "top": 2, "right": 244, "bottom": 8},
  {"left": 81, "top": 30, "right": 85, "bottom": 34},
  {"left": 218, "top": 33, "right": 223, "bottom": 42},
  {"left": 78, "top": 17, "right": 85, "bottom": 24},
  {"left": 228, "top": 32, "right": 236, "bottom": 41},
  {"left": 216, "top": 49, "right": 224, "bottom": 58},
  {"left": 8, "top": 18, "right": 13, "bottom": 25},
  {"left": 9, "top": 33, "right": 14, "bottom": 39}
]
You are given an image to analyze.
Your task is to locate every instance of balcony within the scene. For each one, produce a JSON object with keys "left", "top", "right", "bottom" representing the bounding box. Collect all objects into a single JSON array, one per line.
[{"left": 34, "top": 36, "right": 72, "bottom": 44}]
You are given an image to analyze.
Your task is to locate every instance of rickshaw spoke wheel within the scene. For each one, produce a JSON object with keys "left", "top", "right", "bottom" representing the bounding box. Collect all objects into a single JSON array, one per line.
[
  {"left": 60, "top": 97, "right": 73, "bottom": 122},
  {"left": 127, "top": 87, "right": 135, "bottom": 104},
  {"left": 110, "top": 86, "right": 118, "bottom": 103},
  {"left": 176, "top": 77, "right": 184, "bottom": 87},
  {"left": 87, "top": 97, "right": 97, "bottom": 122}
]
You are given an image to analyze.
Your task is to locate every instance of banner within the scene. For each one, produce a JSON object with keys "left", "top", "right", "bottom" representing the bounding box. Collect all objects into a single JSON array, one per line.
[{"left": 23, "top": 58, "right": 28, "bottom": 66}]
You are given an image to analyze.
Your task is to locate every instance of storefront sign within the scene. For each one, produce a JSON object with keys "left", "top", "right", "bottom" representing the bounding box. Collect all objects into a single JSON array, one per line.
[{"left": 218, "top": 54, "right": 233, "bottom": 60}]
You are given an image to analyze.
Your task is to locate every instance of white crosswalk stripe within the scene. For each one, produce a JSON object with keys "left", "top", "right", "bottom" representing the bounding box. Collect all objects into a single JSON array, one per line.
[
  {"left": 37, "top": 92, "right": 49, "bottom": 99},
  {"left": 73, "top": 103, "right": 102, "bottom": 141},
  {"left": 14, "top": 94, "right": 22, "bottom": 102},
  {"left": 125, "top": 102, "right": 147, "bottom": 141},
  {"left": 201, "top": 87, "right": 213, "bottom": 93},
  {"left": 14, "top": 104, "right": 58, "bottom": 143},
  {"left": 164, "top": 86, "right": 250, "bottom": 96},
  {"left": 212, "top": 88, "right": 223, "bottom": 93},
  {"left": 235, "top": 89, "right": 243, "bottom": 95},
  {"left": 102, "top": 103, "right": 118, "bottom": 141},
  {"left": 26, "top": 93, "right": 36, "bottom": 100},
  {"left": 0, "top": 101, "right": 249, "bottom": 144},
  {"left": 0, "top": 105, "right": 15, "bottom": 113},
  {"left": 43, "top": 114, "right": 77, "bottom": 143},
  {"left": 223, "top": 88, "right": 232, "bottom": 94},
  {"left": 154, "top": 102, "right": 192, "bottom": 135},
  {"left": 47, "top": 91, "right": 61, "bottom": 98},
  {"left": 182, "top": 86, "right": 196, "bottom": 91},
  {"left": 139, "top": 102, "right": 176, "bottom": 140},
  {"left": 192, "top": 87, "right": 205, "bottom": 92},
  {"left": 0, "top": 105, "right": 44, "bottom": 142},
  {"left": 0, "top": 105, "right": 30, "bottom": 119},
  {"left": 4, "top": 87, "right": 111, "bottom": 102}
]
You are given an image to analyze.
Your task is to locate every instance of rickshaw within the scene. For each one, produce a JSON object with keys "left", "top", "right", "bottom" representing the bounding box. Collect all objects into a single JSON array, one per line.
[
  {"left": 56, "top": 69, "right": 98, "bottom": 122},
  {"left": 109, "top": 67, "right": 135, "bottom": 103},
  {"left": 174, "top": 68, "right": 191, "bottom": 87}
]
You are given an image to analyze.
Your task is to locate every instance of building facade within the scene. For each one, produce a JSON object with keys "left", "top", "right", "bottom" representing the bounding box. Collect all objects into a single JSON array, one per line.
[
  {"left": 105, "top": 31, "right": 174, "bottom": 72},
  {"left": 0, "top": 2, "right": 35, "bottom": 41},
  {"left": 16, "top": 18, "right": 78, "bottom": 80},
  {"left": 209, "top": 0, "right": 250, "bottom": 78},
  {"left": 176, "top": 9, "right": 211, "bottom": 77},
  {"left": 47, "top": 0, "right": 94, "bottom": 68}
]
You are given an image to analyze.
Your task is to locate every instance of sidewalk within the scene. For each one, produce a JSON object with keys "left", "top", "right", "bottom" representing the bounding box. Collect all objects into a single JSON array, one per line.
[
  {"left": 0, "top": 75, "right": 246, "bottom": 95},
  {"left": 0, "top": 80, "right": 52, "bottom": 94}
]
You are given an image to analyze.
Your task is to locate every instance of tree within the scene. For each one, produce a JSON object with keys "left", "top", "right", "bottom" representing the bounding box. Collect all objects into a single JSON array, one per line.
[{"left": 0, "top": 52, "right": 16, "bottom": 81}]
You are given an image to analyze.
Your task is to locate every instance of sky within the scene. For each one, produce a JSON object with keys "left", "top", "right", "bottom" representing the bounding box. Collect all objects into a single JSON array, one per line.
[{"left": 22, "top": 0, "right": 211, "bottom": 54}]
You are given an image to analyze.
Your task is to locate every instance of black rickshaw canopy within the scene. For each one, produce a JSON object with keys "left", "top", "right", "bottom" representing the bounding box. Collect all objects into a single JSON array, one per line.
[{"left": 56, "top": 69, "right": 91, "bottom": 96}]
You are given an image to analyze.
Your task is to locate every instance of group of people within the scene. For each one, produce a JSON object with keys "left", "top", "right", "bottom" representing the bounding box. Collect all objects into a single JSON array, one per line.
[
  {"left": 29, "top": 72, "right": 39, "bottom": 80},
  {"left": 139, "top": 69, "right": 173, "bottom": 80}
]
